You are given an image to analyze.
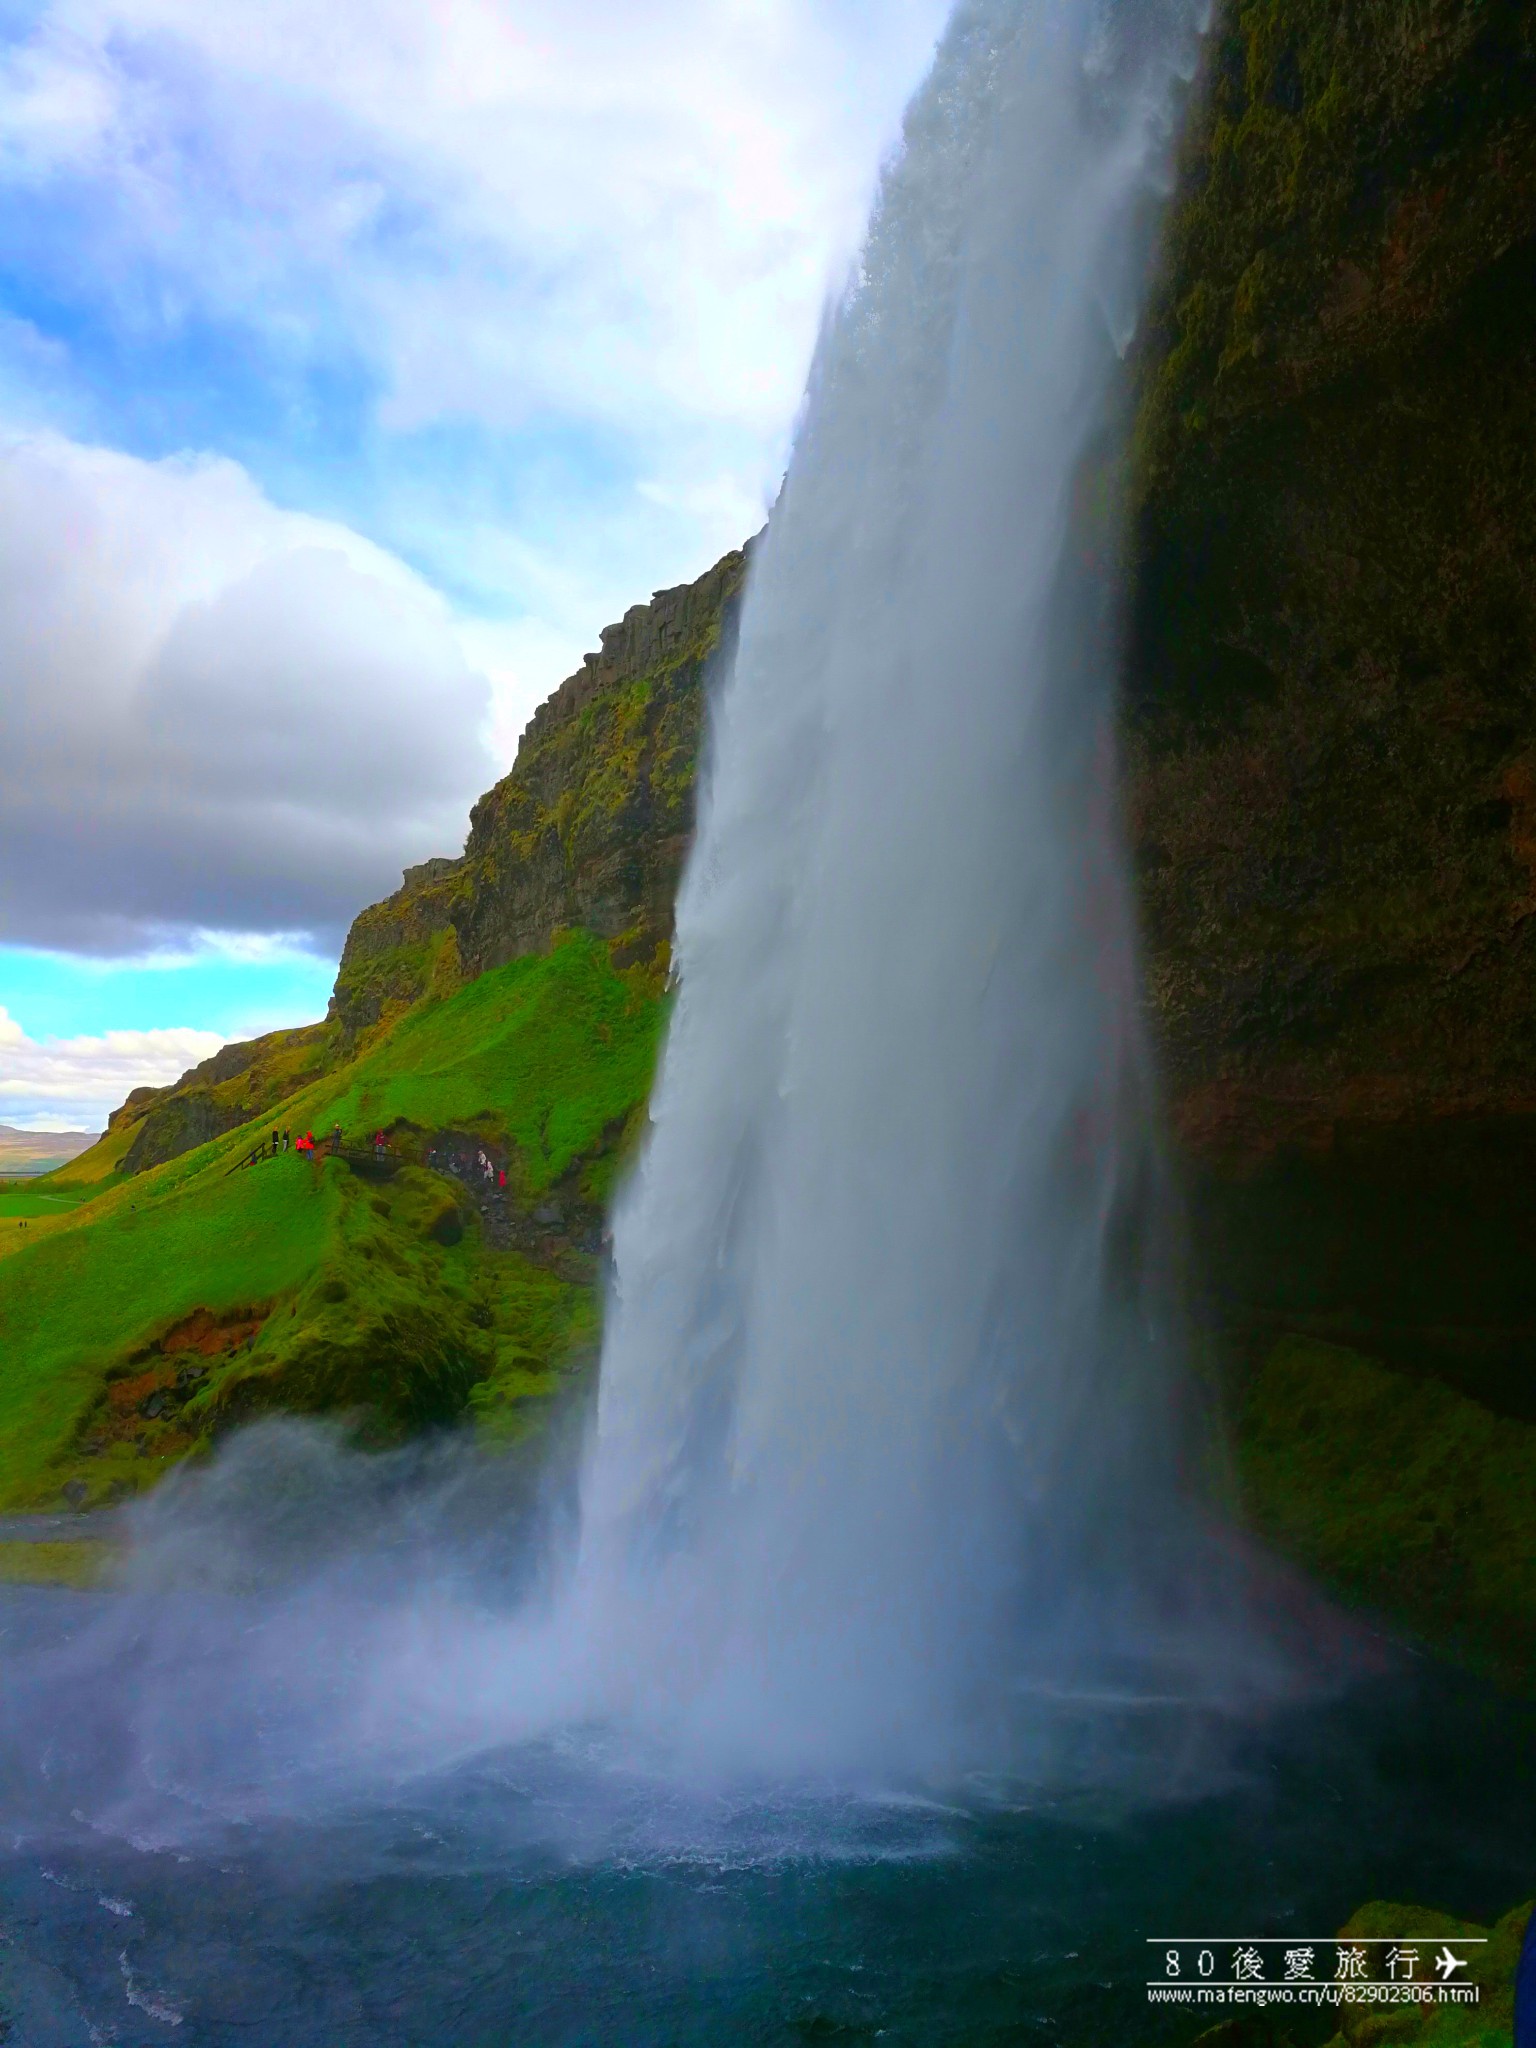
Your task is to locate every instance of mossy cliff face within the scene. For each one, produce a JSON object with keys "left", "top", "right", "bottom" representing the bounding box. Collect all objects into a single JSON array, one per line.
[
  {"left": 138, "top": 549, "right": 748, "bottom": 1158},
  {"left": 322, "top": 548, "right": 748, "bottom": 1039},
  {"left": 1128, "top": 0, "right": 1536, "bottom": 1403},
  {"left": 452, "top": 545, "right": 749, "bottom": 981},
  {"left": 327, "top": 858, "right": 468, "bottom": 1036},
  {"left": 1242, "top": 1335, "right": 1536, "bottom": 1686}
]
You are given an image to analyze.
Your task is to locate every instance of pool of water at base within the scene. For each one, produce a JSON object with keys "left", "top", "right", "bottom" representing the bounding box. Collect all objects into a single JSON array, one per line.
[{"left": 0, "top": 1586, "right": 1531, "bottom": 2048}]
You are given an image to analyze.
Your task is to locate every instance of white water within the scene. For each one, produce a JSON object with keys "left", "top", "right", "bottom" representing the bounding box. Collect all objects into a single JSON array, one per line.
[
  {"left": 553, "top": 0, "right": 1284, "bottom": 1778},
  {"left": 0, "top": 0, "right": 1314, "bottom": 1838}
]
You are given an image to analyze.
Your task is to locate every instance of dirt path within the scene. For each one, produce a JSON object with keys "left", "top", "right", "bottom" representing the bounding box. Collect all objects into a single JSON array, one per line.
[{"left": 0, "top": 1512, "right": 124, "bottom": 1545}]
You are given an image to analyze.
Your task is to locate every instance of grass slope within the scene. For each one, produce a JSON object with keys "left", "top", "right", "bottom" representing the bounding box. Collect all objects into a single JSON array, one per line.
[
  {"left": 0, "top": 1186, "right": 93, "bottom": 1221},
  {"left": 0, "top": 1160, "right": 340, "bottom": 1504},
  {"left": 314, "top": 929, "right": 663, "bottom": 1196},
  {"left": 0, "top": 932, "right": 660, "bottom": 1509},
  {"left": 50, "top": 1114, "right": 138, "bottom": 1189}
]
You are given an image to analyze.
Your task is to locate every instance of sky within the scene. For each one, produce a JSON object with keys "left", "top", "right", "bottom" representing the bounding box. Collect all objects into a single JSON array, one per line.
[{"left": 0, "top": 0, "right": 952, "bottom": 1130}]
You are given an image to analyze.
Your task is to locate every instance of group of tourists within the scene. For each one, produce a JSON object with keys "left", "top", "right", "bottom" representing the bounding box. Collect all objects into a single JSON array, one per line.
[
  {"left": 242, "top": 1122, "right": 358, "bottom": 1169},
  {"left": 232, "top": 1122, "right": 410, "bottom": 1179},
  {"left": 475, "top": 1147, "right": 508, "bottom": 1191},
  {"left": 292, "top": 1124, "right": 348, "bottom": 1158}
]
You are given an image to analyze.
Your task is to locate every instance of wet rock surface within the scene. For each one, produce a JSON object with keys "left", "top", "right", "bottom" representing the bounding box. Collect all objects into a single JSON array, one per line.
[
  {"left": 1128, "top": 0, "right": 1536, "bottom": 1395},
  {"left": 424, "top": 1133, "right": 604, "bottom": 1271}
]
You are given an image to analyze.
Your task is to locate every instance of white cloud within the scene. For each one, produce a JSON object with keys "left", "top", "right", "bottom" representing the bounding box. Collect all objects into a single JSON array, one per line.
[
  {"left": 0, "top": 3, "right": 957, "bottom": 956},
  {"left": 0, "top": 0, "right": 949, "bottom": 438},
  {"left": 0, "top": 429, "right": 495, "bottom": 953},
  {"left": 0, "top": 1003, "right": 221, "bottom": 1128},
  {"left": 0, "top": 5, "right": 951, "bottom": 704}
]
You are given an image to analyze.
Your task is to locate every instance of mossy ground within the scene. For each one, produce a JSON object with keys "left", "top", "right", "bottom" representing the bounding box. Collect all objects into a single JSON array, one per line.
[
  {"left": 0, "top": 931, "right": 660, "bottom": 1510},
  {"left": 1239, "top": 1335, "right": 1536, "bottom": 1687},
  {"left": 1321, "top": 1899, "right": 1531, "bottom": 2047},
  {"left": 1194, "top": 1900, "right": 1530, "bottom": 2047}
]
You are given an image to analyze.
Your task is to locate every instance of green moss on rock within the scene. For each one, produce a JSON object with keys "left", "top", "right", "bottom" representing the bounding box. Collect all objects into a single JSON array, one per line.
[
  {"left": 1192, "top": 1898, "right": 1530, "bottom": 2046},
  {"left": 1240, "top": 1335, "right": 1536, "bottom": 1685},
  {"left": 1321, "top": 1899, "right": 1531, "bottom": 2045},
  {"left": 451, "top": 545, "right": 749, "bottom": 976},
  {"left": 328, "top": 860, "right": 470, "bottom": 1035},
  {"left": 1129, "top": 0, "right": 1536, "bottom": 1417}
]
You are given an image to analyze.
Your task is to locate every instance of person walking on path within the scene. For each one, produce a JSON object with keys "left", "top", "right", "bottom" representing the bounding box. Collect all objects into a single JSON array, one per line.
[{"left": 331, "top": 1124, "right": 342, "bottom": 1156}]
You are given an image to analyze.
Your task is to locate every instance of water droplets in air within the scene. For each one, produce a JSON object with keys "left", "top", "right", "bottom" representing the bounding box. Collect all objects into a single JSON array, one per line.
[{"left": 574, "top": 0, "right": 1287, "bottom": 1779}]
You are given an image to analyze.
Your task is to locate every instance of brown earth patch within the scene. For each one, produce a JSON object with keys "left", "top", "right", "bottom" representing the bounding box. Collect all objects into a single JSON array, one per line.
[
  {"left": 128, "top": 1306, "right": 267, "bottom": 1365},
  {"left": 159, "top": 1307, "right": 265, "bottom": 1358},
  {"left": 70, "top": 1306, "right": 272, "bottom": 1469}
]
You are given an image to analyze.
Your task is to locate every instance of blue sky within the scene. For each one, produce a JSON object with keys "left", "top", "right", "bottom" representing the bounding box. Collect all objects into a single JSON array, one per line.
[{"left": 0, "top": 0, "right": 951, "bottom": 1128}]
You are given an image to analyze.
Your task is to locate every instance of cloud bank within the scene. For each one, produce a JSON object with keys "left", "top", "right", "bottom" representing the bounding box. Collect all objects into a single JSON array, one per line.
[
  {"left": 0, "top": 1004, "right": 221, "bottom": 1130},
  {"left": 0, "top": 431, "right": 494, "bottom": 954},
  {"left": 0, "top": 0, "right": 948, "bottom": 441},
  {"left": 0, "top": 2, "right": 954, "bottom": 968}
]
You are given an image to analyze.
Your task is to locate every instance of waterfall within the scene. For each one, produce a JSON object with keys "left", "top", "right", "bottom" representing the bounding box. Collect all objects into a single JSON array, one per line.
[
  {"left": 0, "top": 2, "right": 1303, "bottom": 1836},
  {"left": 568, "top": 0, "right": 1274, "bottom": 1778}
]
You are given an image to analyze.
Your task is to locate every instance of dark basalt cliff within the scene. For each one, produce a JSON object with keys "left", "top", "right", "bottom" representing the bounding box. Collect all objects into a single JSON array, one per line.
[{"left": 1128, "top": 0, "right": 1536, "bottom": 1410}]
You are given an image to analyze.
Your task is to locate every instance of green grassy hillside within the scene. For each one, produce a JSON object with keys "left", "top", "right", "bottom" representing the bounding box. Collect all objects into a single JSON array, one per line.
[
  {"left": 0, "top": 931, "right": 662, "bottom": 1510},
  {"left": 315, "top": 929, "right": 663, "bottom": 1198}
]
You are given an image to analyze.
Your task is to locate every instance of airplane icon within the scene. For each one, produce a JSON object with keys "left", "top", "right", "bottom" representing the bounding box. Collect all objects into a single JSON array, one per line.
[{"left": 1434, "top": 1947, "right": 1469, "bottom": 1980}]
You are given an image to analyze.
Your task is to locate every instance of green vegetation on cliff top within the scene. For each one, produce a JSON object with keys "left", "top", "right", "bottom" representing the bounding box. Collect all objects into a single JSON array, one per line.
[{"left": 0, "top": 931, "right": 662, "bottom": 1510}]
